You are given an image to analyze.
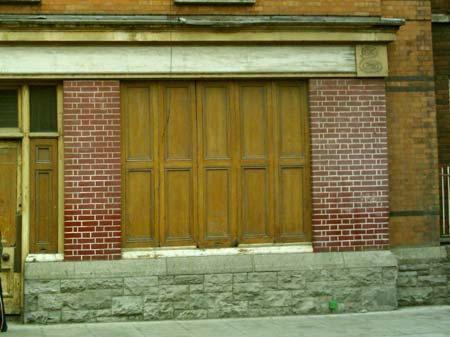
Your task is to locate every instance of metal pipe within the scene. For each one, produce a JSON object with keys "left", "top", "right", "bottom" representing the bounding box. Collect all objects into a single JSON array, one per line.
[
  {"left": 447, "top": 166, "right": 450, "bottom": 235},
  {"left": 442, "top": 166, "right": 445, "bottom": 235}
]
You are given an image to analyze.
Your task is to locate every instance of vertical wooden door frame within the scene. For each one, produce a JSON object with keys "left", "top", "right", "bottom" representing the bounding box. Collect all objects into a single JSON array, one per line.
[
  {"left": 21, "top": 83, "right": 63, "bottom": 310},
  {"left": 196, "top": 80, "right": 237, "bottom": 248},
  {"left": 235, "top": 80, "right": 275, "bottom": 245},
  {"left": 20, "top": 85, "right": 30, "bottom": 291},
  {"left": 24, "top": 83, "right": 64, "bottom": 256},
  {"left": 0, "top": 83, "right": 63, "bottom": 313},
  {"left": 121, "top": 82, "right": 160, "bottom": 248},
  {"left": 158, "top": 80, "right": 198, "bottom": 247}
]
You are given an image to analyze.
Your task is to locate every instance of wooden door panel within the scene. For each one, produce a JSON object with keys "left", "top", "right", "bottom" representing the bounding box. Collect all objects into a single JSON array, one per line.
[
  {"left": 35, "top": 171, "right": 52, "bottom": 244},
  {"left": 279, "top": 167, "right": 305, "bottom": 237},
  {"left": 239, "top": 85, "right": 268, "bottom": 160},
  {"left": 122, "top": 83, "right": 158, "bottom": 247},
  {"left": 164, "top": 169, "right": 194, "bottom": 242},
  {"left": 273, "top": 81, "right": 311, "bottom": 242},
  {"left": 164, "top": 86, "right": 193, "bottom": 161},
  {"left": 125, "top": 87, "right": 153, "bottom": 161},
  {"left": 30, "top": 139, "right": 58, "bottom": 253},
  {"left": 0, "top": 142, "right": 21, "bottom": 314},
  {"left": 204, "top": 168, "right": 231, "bottom": 240},
  {"left": 202, "top": 86, "right": 231, "bottom": 160},
  {"left": 125, "top": 170, "right": 154, "bottom": 243},
  {"left": 159, "top": 82, "right": 196, "bottom": 246},
  {"left": 0, "top": 144, "right": 18, "bottom": 245},
  {"left": 278, "top": 85, "right": 305, "bottom": 158},
  {"left": 236, "top": 82, "right": 274, "bottom": 244},
  {"left": 241, "top": 168, "right": 270, "bottom": 239},
  {"left": 197, "top": 82, "right": 235, "bottom": 247}
]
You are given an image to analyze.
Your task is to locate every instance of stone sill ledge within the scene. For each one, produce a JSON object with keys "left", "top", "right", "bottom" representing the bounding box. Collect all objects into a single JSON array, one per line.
[
  {"left": 122, "top": 244, "right": 313, "bottom": 259},
  {"left": 26, "top": 254, "right": 64, "bottom": 263},
  {"left": 392, "top": 246, "right": 449, "bottom": 260},
  {"left": 432, "top": 14, "right": 450, "bottom": 23},
  {"left": 24, "top": 250, "right": 397, "bottom": 281}
]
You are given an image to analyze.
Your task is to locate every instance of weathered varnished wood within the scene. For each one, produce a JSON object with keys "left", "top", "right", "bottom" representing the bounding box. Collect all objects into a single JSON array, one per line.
[
  {"left": 273, "top": 81, "right": 311, "bottom": 242},
  {"left": 121, "top": 83, "right": 158, "bottom": 248},
  {"left": 0, "top": 45, "right": 357, "bottom": 77},
  {"left": 159, "top": 81, "right": 197, "bottom": 246},
  {"left": 0, "top": 142, "right": 18, "bottom": 246},
  {"left": 197, "top": 81, "right": 235, "bottom": 247},
  {"left": 29, "top": 138, "right": 58, "bottom": 253},
  {"left": 122, "top": 80, "right": 310, "bottom": 248},
  {"left": 0, "top": 141, "right": 21, "bottom": 314}
]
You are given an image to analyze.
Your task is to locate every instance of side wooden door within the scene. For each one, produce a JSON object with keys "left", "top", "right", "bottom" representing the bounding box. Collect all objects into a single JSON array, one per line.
[
  {"left": 159, "top": 82, "right": 197, "bottom": 246},
  {"left": 197, "top": 81, "right": 236, "bottom": 247},
  {"left": 122, "top": 83, "right": 159, "bottom": 248},
  {"left": 0, "top": 141, "right": 22, "bottom": 314}
]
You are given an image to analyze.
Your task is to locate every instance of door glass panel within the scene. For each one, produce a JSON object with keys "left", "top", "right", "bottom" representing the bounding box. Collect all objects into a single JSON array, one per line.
[
  {"left": 0, "top": 90, "right": 18, "bottom": 128},
  {"left": 30, "top": 86, "right": 57, "bottom": 132}
]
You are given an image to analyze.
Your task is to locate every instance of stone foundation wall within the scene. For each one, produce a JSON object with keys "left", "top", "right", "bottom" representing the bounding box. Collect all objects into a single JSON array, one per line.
[
  {"left": 24, "top": 251, "right": 397, "bottom": 324},
  {"left": 394, "top": 247, "right": 450, "bottom": 306}
]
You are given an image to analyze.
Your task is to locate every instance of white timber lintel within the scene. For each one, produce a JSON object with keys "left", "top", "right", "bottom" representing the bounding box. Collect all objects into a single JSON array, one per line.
[{"left": 0, "top": 44, "right": 389, "bottom": 78}]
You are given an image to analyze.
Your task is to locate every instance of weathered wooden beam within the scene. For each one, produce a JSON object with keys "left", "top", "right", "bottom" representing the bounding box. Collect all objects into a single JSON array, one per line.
[
  {"left": 0, "top": 14, "right": 405, "bottom": 28},
  {"left": 0, "top": 44, "right": 357, "bottom": 78}
]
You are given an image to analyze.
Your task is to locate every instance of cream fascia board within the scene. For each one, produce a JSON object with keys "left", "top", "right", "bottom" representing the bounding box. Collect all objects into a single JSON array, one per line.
[
  {"left": 0, "top": 73, "right": 358, "bottom": 80},
  {"left": 0, "top": 29, "right": 398, "bottom": 43},
  {"left": 0, "top": 45, "right": 357, "bottom": 77}
]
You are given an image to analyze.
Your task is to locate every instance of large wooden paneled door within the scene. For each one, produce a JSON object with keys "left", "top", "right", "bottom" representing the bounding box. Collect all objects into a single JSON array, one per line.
[
  {"left": 0, "top": 141, "right": 22, "bottom": 314},
  {"left": 122, "top": 80, "right": 310, "bottom": 248}
]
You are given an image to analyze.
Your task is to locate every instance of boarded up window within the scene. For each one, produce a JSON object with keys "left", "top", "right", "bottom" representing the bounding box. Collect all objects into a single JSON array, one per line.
[
  {"left": 0, "top": 90, "right": 18, "bottom": 128},
  {"left": 122, "top": 80, "right": 311, "bottom": 248}
]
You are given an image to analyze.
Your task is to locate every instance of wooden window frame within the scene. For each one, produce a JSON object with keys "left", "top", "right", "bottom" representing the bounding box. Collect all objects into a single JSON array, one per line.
[
  {"left": 0, "top": 85, "right": 23, "bottom": 137},
  {"left": 0, "top": 83, "right": 64, "bottom": 257}
]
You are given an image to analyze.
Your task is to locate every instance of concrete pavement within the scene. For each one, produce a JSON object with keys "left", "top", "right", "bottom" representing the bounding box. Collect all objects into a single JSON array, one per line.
[{"left": 5, "top": 306, "right": 450, "bottom": 337}]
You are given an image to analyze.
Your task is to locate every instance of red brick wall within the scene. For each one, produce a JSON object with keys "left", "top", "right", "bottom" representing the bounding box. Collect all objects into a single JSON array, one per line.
[
  {"left": 309, "top": 79, "right": 390, "bottom": 252},
  {"left": 0, "top": 0, "right": 381, "bottom": 16},
  {"left": 63, "top": 81, "right": 122, "bottom": 261},
  {"left": 383, "top": 0, "right": 440, "bottom": 247}
]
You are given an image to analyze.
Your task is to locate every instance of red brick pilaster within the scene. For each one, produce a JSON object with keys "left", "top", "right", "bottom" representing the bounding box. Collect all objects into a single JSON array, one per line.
[
  {"left": 63, "top": 81, "right": 122, "bottom": 260},
  {"left": 309, "top": 79, "right": 390, "bottom": 252}
]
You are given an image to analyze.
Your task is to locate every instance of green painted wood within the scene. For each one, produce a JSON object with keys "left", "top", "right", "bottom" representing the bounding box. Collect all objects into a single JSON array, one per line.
[{"left": 30, "top": 86, "right": 57, "bottom": 132}]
